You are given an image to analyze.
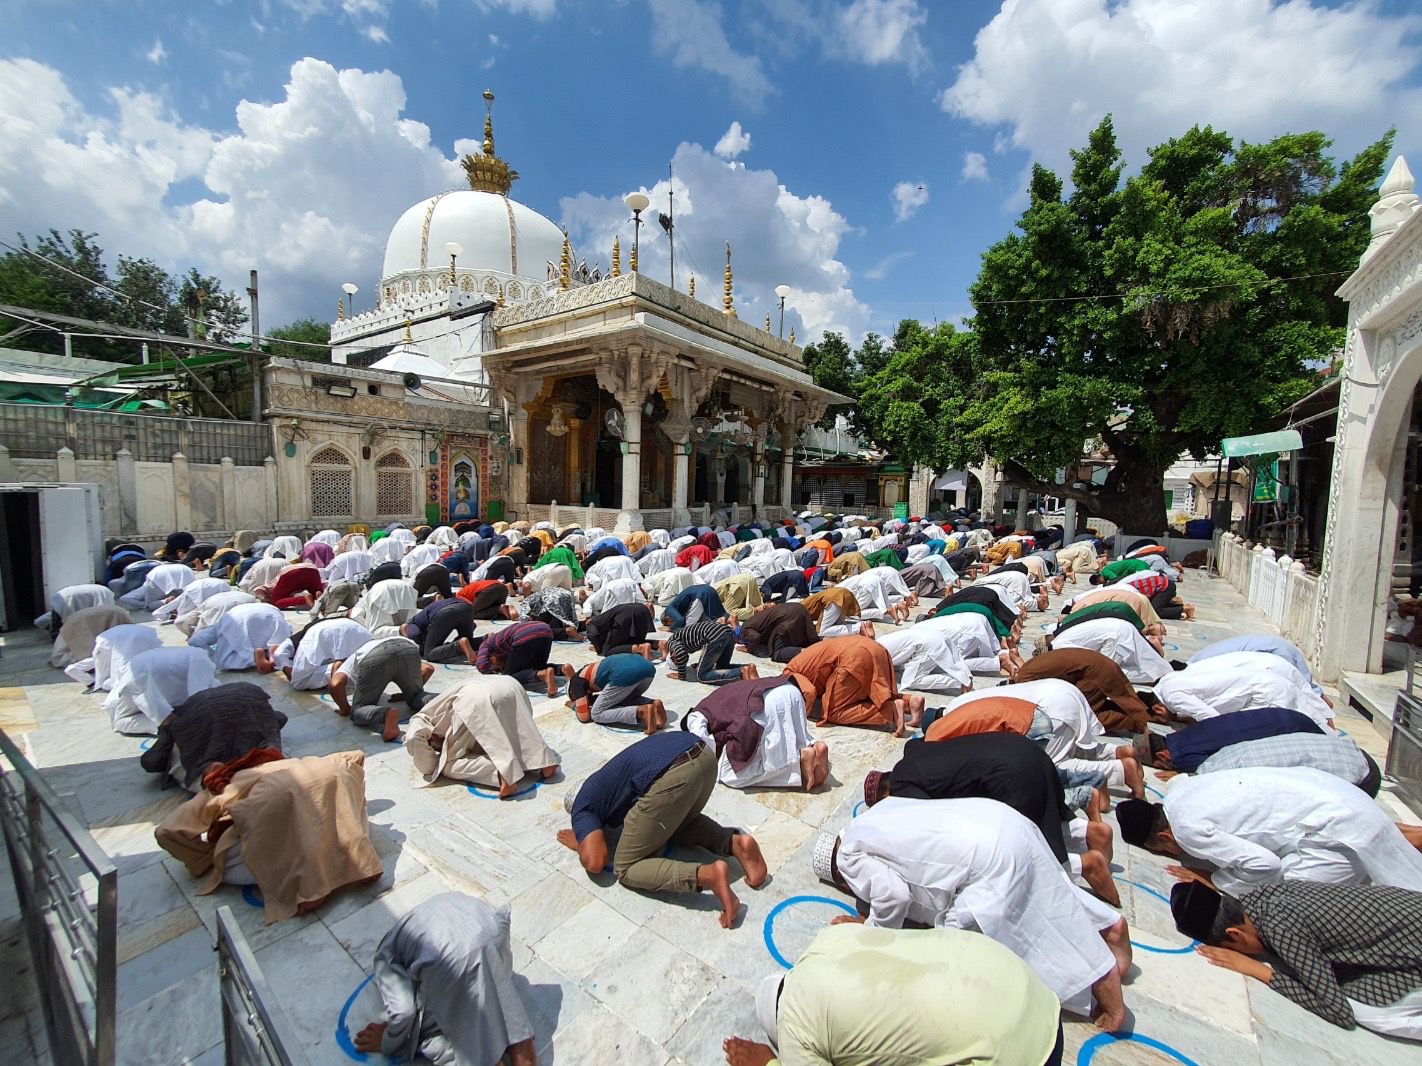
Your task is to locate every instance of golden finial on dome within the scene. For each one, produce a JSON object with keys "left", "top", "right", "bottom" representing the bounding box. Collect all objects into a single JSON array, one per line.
[
  {"left": 403, "top": 318, "right": 413, "bottom": 343},
  {"left": 789, "top": 327, "right": 796, "bottom": 345},
  {"left": 689, "top": 274, "right": 695, "bottom": 298},
  {"left": 765, "top": 313, "right": 772, "bottom": 332},
  {"left": 460, "top": 89, "right": 520, "bottom": 195},
  {"left": 723, "top": 243, "right": 736, "bottom": 319},
  {"left": 560, "top": 231, "right": 571, "bottom": 291},
  {"left": 496, "top": 285, "right": 506, "bottom": 308},
  {"left": 611, "top": 236, "right": 621, "bottom": 277},
  {"left": 337, "top": 297, "right": 345, "bottom": 321}
]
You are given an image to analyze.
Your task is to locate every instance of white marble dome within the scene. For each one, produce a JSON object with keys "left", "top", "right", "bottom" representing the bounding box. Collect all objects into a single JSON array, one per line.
[{"left": 380, "top": 190, "right": 565, "bottom": 283}]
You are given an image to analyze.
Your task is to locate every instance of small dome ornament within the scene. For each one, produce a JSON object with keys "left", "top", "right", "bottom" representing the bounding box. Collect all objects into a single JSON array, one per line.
[
  {"left": 460, "top": 90, "right": 520, "bottom": 196},
  {"left": 723, "top": 243, "right": 737, "bottom": 319}
]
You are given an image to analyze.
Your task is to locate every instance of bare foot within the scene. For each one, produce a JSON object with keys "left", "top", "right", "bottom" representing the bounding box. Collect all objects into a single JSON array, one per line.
[
  {"left": 698, "top": 860, "right": 742, "bottom": 929},
  {"left": 634, "top": 642, "right": 655, "bottom": 661},
  {"left": 649, "top": 698, "right": 667, "bottom": 730},
  {"left": 857, "top": 621, "right": 876, "bottom": 637},
  {"left": 1182, "top": 604, "right": 1196, "bottom": 621},
  {"left": 1396, "top": 823, "right": 1422, "bottom": 850},
  {"left": 1103, "top": 917, "right": 1133, "bottom": 978},
  {"left": 730, "top": 833, "right": 768, "bottom": 888},
  {"left": 799, "top": 741, "right": 829, "bottom": 790},
  {"left": 637, "top": 703, "right": 659, "bottom": 735},
  {"left": 739, "top": 664, "right": 759, "bottom": 681},
  {"left": 540, "top": 764, "right": 558, "bottom": 779},
  {"left": 903, "top": 693, "right": 925, "bottom": 729},
  {"left": 497, "top": 774, "right": 517, "bottom": 799},
  {"left": 1091, "top": 968, "right": 1127, "bottom": 1031},
  {"left": 539, "top": 666, "right": 558, "bottom": 698},
  {"left": 573, "top": 699, "right": 592, "bottom": 723},
  {"left": 722, "top": 1036, "right": 775, "bottom": 1066},
  {"left": 561, "top": 662, "right": 576, "bottom": 683},
  {"left": 1081, "top": 851, "right": 1121, "bottom": 907},
  {"left": 381, "top": 707, "right": 400, "bottom": 742},
  {"left": 556, "top": 828, "right": 578, "bottom": 851}
]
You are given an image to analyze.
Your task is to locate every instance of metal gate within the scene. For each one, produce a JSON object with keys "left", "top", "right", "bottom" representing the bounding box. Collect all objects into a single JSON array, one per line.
[{"left": 216, "top": 906, "right": 310, "bottom": 1065}]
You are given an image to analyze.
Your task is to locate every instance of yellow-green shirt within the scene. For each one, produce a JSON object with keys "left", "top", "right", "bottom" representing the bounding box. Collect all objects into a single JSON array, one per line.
[{"left": 770, "top": 924, "right": 1059, "bottom": 1065}]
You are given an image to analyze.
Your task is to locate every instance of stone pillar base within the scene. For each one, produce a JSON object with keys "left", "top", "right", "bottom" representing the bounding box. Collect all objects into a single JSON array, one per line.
[{"left": 614, "top": 509, "right": 644, "bottom": 533}]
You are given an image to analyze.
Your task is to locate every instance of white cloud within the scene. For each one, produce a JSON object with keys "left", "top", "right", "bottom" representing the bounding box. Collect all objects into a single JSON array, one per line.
[
  {"left": 960, "top": 150, "right": 988, "bottom": 182},
  {"left": 942, "top": 0, "right": 1422, "bottom": 175},
  {"left": 363, "top": 24, "right": 390, "bottom": 43},
  {"left": 649, "top": 0, "right": 775, "bottom": 107},
  {"left": 561, "top": 141, "right": 869, "bottom": 342},
  {"left": 714, "top": 120, "right": 752, "bottom": 159},
  {"left": 145, "top": 38, "right": 167, "bottom": 65},
  {"left": 890, "top": 180, "right": 928, "bottom": 221},
  {"left": 477, "top": 0, "right": 557, "bottom": 14},
  {"left": 863, "top": 249, "right": 912, "bottom": 280},
  {"left": 835, "top": 0, "right": 928, "bottom": 69}
]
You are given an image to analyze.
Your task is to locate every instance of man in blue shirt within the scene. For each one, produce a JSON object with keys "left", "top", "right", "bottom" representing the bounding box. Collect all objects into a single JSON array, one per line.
[
  {"left": 661, "top": 584, "right": 727, "bottom": 630},
  {"left": 563, "top": 653, "right": 665, "bottom": 732},
  {"left": 558, "top": 732, "right": 767, "bottom": 929}
]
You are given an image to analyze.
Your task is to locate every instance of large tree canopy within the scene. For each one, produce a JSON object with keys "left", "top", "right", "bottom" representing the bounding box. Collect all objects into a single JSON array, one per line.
[
  {"left": 958, "top": 117, "right": 1392, "bottom": 531},
  {"left": 0, "top": 229, "right": 247, "bottom": 362}
]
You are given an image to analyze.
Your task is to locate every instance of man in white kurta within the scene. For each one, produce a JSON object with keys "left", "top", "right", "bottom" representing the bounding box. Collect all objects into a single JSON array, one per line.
[
  {"left": 191, "top": 602, "right": 292, "bottom": 671},
  {"left": 683, "top": 682, "right": 820, "bottom": 789},
  {"left": 238, "top": 556, "right": 285, "bottom": 594},
  {"left": 121, "top": 562, "right": 196, "bottom": 609},
  {"left": 153, "top": 577, "right": 231, "bottom": 624},
  {"left": 837, "top": 568, "right": 913, "bottom": 622},
  {"left": 522, "top": 562, "right": 572, "bottom": 594},
  {"left": 693, "top": 557, "right": 742, "bottom": 587},
  {"left": 825, "top": 796, "right": 1127, "bottom": 1019},
  {"left": 1050, "top": 616, "right": 1172, "bottom": 684},
  {"left": 368, "top": 536, "right": 405, "bottom": 567},
  {"left": 1121, "top": 767, "right": 1422, "bottom": 894},
  {"left": 70, "top": 623, "right": 162, "bottom": 688},
  {"left": 105, "top": 645, "right": 218, "bottom": 735},
  {"left": 45, "top": 583, "right": 115, "bottom": 629},
  {"left": 877, "top": 627, "right": 971, "bottom": 694},
  {"left": 399, "top": 544, "right": 441, "bottom": 579},
  {"left": 975, "top": 568, "right": 1043, "bottom": 612},
  {"left": 1154, "top": 651, "right": 1333, "bottom": 729},
  {"left": 914, "top": 611, "right": 1009, "bottom": 674},
  {"left": 349, "top": 579, "right": 418, "bottom": 636},
  {"left": 584, "top": 553, "right": 641, "bottom": 592},
  {"left": 641, "top": 566, "right": 696, "bottom": 608},
  {"left": 267, "top": 618, "right": 373, "bottom": 690},
  {"left": 325, "top": 550, "right": 373, "bottom": 585},
  {"left": 581, "top": 577, "right": 646, "bottom": 618},
  {"left": 185, "top": 590, "right": 257, "bottom": 638},
  {"left": 635, "top": 548, "right": 677, "bottom": 578},
  {"left": 263, "top": 535, "right": 302, "bottom": 559}
]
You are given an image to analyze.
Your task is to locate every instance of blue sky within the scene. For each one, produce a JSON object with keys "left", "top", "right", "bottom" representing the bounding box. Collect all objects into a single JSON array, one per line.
[{"left": 1, "top": 0, "right": 1419, "bottom": 342}]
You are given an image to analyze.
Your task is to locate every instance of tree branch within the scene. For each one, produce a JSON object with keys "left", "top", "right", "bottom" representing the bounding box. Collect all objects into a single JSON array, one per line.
[{"left": 999, "top": 460, "right": 1101, "bottom": 509}]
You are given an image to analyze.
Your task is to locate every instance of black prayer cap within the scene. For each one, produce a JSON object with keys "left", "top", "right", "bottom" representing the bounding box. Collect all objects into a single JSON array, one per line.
[
  {"left": 1170, "top": 881, "right": 1222, "bottom": 943},
  {"left": 1116, "top": 798, "right": 1161, "bottom": 846}
]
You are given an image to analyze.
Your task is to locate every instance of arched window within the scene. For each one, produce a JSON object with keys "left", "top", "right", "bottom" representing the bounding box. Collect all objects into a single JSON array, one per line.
[
  {"left": 309, "top": 446, "right": 353, "bottom": 518},
  {"left": 375, "top": 450, "right": 415, "bottom": 517}
]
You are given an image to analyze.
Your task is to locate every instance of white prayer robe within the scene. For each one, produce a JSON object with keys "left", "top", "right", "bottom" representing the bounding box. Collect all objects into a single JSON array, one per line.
[
  {"left": 647, "top": 528, "right": 670, "bottom": 548},
  {"left": 324, "top": 550, "right": 373, "bottom": 584},
  {"left": 915, "top": 613, "right": 1003, "bottom": 674},
  {"left": 49, "top": 583, "right": 115, "bottom": 619},
  {"left": 917, "top": 554, "right": 959, "bottom": 586},
  {"left": 836, "top": 797, "right": 1118, "bottom": 1015},
  {"left": 1163, "top": 767, "right": 1422, "bottom": 894},
  {"left": 525, "top": 563, "right": 572, "bottom": 592},
  {"left": 1050, "top": 616, "right": 1172, "bottom": 684},
  {"left": 74, "top": 623, "right": 162, "bottom": 689},
  {"left": 642, "top": 567, "right": 696, "bottom": 607},
  {"left": 667, "top": 535, "right": 695, "bottom": 554},
  {"left": 154, "top": 577, "right": 231, "bottom": 623},
  {"left": 388, "top": 528, "right": 417, "bottom": 550},
  {"left": 187, "top": 590, "right": 257, "bottom": 634},
  {"left": 582, "top": 578, "right": 646, "bottom": 618},
  {"left": 636, "top": 549, "right": 676, "bottom": 577},
  {"left": 428, "top": 526, "right": 458, "bottom": 551},
  {"left": 193, "top": 603, "right": 292, "bottom": 671},
  {"left": 263, "top": 535, "right": 302, "bottom": 559},
  {"left": 693, "top": 558, "right": 742, "bottom": 586},
  {"left": 836, "top": 569, "right": 905, "bottom": 621},
  {"left": 272, "top": 618, "right": 373, "bottom": 691},
  {"left": 369, "top": 537, "right": 405, "bottom": 566},
  {"left": 400, "top": 544, "right": 441, "bottom": 579},
  {"left": 953, "top": 678, "right": 1125, "bottom": 785},
  {"left": 1154, "top": 653, "right": 1333, "bottom": 730},
  {"left": 105, "top": 646, "right": 218, "bottom": 734},
  {"left": 309, "top": 529, "right": 341, "bottom": 548},
  {"left": 684, "top": 683, "right": 810, "bottom": 789},
  {"left": 238, "top": 557, "right": 286, "bottom": 594},
  {"left": 121, "top": 563, "right": 196, "bottom": 609},
  {"left": 558, "top": 533, "right": 588, "bottom": 555},
  {"left": 584, "top": 555, "right": 641, "bottom": 591},
  {"left": 975, "top": 570, "right": 1035, "bottom": 610},
  {"left": 878, "top": 628, "right": 971, "bottom": 694},
  {"left": 350, "top": 579, "right": 418, "bottom": 636}
]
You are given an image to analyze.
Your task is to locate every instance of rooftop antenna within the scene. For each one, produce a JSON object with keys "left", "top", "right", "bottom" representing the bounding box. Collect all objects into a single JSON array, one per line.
[{"left": 660, "top": 159, "right": 676, "bottom": 290}]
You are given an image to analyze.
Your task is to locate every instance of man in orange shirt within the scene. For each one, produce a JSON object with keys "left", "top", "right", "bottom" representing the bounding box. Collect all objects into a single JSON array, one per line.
[{"left": 783, "top": 636, "right": 923, "bottom": 736}]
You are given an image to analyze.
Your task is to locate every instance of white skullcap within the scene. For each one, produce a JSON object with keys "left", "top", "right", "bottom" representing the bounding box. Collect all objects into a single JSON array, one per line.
[
  {"left": 755, "top": 974, "right": 783, "bottom": 1047},
  {"left": 811, "top": 832, "right": 838, "bottom": 884}
]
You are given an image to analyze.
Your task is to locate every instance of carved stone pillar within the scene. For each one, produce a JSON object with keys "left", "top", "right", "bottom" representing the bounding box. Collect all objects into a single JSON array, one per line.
[
  {"left": 620, "top": 404, "right": 642, "bottom": 518},
  {"left": 778, "top": 421, "right": 796, "bottom": 512},
  {"left": 565, "top": 416, "right": 582, "bottom": 503},
  {"left": 751, "top": 424, "right": 767, "bottom": 512}
]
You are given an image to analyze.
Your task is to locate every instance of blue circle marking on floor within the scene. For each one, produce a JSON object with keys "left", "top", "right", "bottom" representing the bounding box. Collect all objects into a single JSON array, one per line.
[
  {"left": 466, "top": 778, "right": 541, "bottom": 800},
  {"left": 1162, "top": 642, "right": 1180, "bottom": 652},
  {"left": 139, "top": 738, "right": 152, "bottom": 751},
  {"left": 763, "top": 894, "right": 858, "bottom": 968},
  {"left": 1145, "top": 783, "right": 1166, "bottom": 799},
  {"left": 1077, "top": 1031, "right": 1200, "bottom": 1065},
  {"left": 335, "top": 973, "right": 394, "bottom": 1062},
  {"left": 850, "top": 800, "right": 864, "bottom": 818},
  {"left": 241, "top": 885, "right": 263, "bottom": 908},
  {"left": 1114, "top": 878, "right": 1199, "bottom": 955}
]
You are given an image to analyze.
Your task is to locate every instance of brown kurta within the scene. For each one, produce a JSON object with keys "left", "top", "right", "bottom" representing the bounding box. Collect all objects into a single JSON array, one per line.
[
  {"left": 155, "top": 750, "right": 381, "bottom": 923},
  {"left": 1068, "top": 587, "right": 1161, "bottom": 628},
  {"left": 898, "top": 561, "right": 946, "bottom": 597},
  {"left": 784, "top": 636, "right": 898, "bottom": 728},
  {"left": 983, "top": 540, "right": 1024, "bottom": 565},
  {"left": 1015, "top": 647, "right": 1150, "bottom": 733},
  {"left": 739, "top": 602, "right": 820, "bottom": 659},
  {"left": 827, "top": 552, "right": 868, "bottom": 581},
  {"left": 924, "top": 696, "right": 1036, "bottom": 742},
  {"left": 801, "top": 587, "right": 861, "bottom": 626},
  {"left": 405, "top": 675, "right": 560, "bottom": 788}
]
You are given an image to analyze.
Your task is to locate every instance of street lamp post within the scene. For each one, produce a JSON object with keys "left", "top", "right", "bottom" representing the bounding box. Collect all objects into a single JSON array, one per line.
[
  {"left": 444, "top": 241, "right": 463, "bottom": 287},
  {"left": 341, "top": 282, "right": 358, "bottom": 316},
  {"left": 774, "top": 284, "right": 790, "bottom": 338},
  {"left": 624, "top": 192, "right": 649, "bottom": 273}
]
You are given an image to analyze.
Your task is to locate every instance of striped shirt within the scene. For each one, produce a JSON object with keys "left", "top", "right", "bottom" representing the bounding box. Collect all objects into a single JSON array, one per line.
[
  {"left": 1197, "top": 732, "right": 1369, "bottom": 785},
  {"left": 1118, "top": 572, "right": 1170, "bottom": 598},
  {"left": 475, "top": 620, "right": 552, "bottom": 673},
  {"left": 668, "top": 619, "right": 731, "bottom": 673}
]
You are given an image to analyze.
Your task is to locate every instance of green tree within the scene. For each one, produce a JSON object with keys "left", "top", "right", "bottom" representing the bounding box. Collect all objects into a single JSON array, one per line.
[
  {"left": 264, "top": 317, "right": 332, "bottom": 361},
  {"left": 800, "top": 330, "right": 860, "bottom": 429},
  {"left": 957, "top": 117, "right": 1392, "bottom": 531}
]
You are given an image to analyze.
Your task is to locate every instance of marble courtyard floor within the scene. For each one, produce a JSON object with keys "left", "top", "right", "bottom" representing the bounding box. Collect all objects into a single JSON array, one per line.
[{"left": 0, "top": 569, "right": 1417, "bottom": 1066}]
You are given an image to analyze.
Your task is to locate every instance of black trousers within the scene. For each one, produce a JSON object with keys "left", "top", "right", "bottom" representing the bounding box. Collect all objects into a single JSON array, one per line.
[
  {"left": 466, "top": 583, "right": 509, "bottom": 619},
  {"left": 413, "top": 565, "right": 453, "bottom": 599},
  {"left": 504, "top": 633, "right": 554, "bottom": 685},
  {"left": 1149, "top": 582, "right": 1184, "bottom": 620},
  {"left": 423, "top": 601, "right": 475, "bottom": 662}
]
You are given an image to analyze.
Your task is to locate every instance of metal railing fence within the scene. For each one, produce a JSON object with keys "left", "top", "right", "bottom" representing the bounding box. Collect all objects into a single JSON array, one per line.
[
  {"left": 0, "top": 403, "right": 273, "bottom": 465},
  {"left": 216, "top": 906, "right": 310, "bottom": 1066},
  {"left": 0, "top": 728, "right": 116, "bottom": 1066}
]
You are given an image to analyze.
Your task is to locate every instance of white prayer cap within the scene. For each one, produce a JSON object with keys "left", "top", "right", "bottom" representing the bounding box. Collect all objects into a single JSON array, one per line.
[
  {"left": 756, "top": 974, "right": 782, "bottom": 1047},
  {"left": 811, "top": 832, "right": 837, "bottom": 884}
]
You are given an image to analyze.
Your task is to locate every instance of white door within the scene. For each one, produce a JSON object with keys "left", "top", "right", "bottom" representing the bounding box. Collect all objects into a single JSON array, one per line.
[{"left": 39, "top": 485, "right": 103, "bottom": 605}]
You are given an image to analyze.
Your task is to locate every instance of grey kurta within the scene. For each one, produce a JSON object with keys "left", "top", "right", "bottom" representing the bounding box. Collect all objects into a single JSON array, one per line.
[
  {"left": 404, "top": 674, "right": 559, "bottom": 788},
  {"left": 375, "top": 893, "right": 534, "bottom": 1065}
]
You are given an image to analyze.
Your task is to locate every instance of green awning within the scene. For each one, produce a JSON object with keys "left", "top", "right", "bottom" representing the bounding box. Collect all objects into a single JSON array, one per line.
[{"left": 1221, "top": 430, "right": 1302, "bottom": 458}]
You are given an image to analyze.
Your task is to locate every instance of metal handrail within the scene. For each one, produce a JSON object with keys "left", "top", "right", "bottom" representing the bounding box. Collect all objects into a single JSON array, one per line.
[
  {"left": 216, "top": 907, "right": 311, "bottom": 1066},
  {"left": 0, "top": 727, "right": 116, "bottom": 1066}
]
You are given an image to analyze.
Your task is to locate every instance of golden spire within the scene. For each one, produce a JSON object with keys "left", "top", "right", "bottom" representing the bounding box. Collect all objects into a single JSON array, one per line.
[
  {"left": 403, "top": 318, "right": 413, "bottom": 343},
  {"left": 788, "top": 327, "right": 796, "bottom": 345},
  {"left": 765, "top": 313, "right": 772, "bottom": 332},
  {"left": 611, "top": 236, "right": 621, "bottom": 277},
  {"left": 629, "top": 236, "right": 638, "bottom": 274},
  {"left": 723, "top": 242, "right": 736, "bottom": 318},
  {"left": 559, "top": 231, "right": 571, "bottom": 290},
  {"left": 337, "top": 297, "right": 345, "bottom": 321},
  {"left": 496, "top": 285, "right": 506, "bottom": 308},
  {"left": 688, "top": 274, "right": 695, "bottom": 298},
  {"left": 460, "top": 89, "right": 520, "bottom": 195}
]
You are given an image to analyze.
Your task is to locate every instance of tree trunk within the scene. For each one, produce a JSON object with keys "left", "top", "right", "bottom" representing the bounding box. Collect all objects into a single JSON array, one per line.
[{"left": 1091, "top": 453, "right": 1170, "bottom": 534}]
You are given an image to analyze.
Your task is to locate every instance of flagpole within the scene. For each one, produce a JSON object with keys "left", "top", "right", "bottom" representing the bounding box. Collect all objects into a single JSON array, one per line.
[{"left": 667, "top": 159, "right": 676, "bottom": 290}]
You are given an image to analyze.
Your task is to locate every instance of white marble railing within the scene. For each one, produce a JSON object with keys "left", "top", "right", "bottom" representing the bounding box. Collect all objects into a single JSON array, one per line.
[{"left": 1216, "top": 532, "right": 1321, "bottom": 659}]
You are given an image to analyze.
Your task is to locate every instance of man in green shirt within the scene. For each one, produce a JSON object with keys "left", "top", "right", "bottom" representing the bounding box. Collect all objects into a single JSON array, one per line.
[{"left": 723, "top": 924, "right": 1063, "bottom": 1066}]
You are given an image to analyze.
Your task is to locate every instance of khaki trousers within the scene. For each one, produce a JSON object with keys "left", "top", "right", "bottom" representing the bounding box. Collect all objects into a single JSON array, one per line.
[{"left": 614, "top": 746, "right": 734, "bottom": 893}]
